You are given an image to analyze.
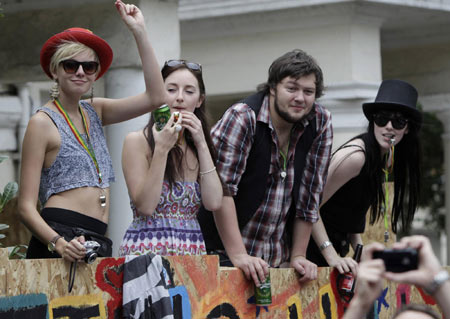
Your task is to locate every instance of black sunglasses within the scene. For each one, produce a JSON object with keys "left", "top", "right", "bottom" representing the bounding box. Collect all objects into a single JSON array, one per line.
[
  {"left": 373, "top": 112, "right": 408, "bottom": 130},
  {"left": 60, "top": 59, "right": 99, "bottom": 75},
  {"left": 164, "top": 59, "right": 202, "bottom": 71}
]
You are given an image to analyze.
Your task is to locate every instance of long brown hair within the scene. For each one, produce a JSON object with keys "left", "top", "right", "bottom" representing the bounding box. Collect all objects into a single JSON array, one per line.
[{"left": 144, "top": 61, "right": 217, "bottom": 186}]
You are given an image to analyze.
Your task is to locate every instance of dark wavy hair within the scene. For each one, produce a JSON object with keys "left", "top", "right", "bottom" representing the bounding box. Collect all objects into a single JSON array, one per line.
[
  {"left": 143, "top": 61, "right": 217, "bottom": 186},
  {"left": 339, "top": 110, "right": 421, "bottom": 233},
  {"left": 257, "top": 49, "right": 324, "bottom": 98}
]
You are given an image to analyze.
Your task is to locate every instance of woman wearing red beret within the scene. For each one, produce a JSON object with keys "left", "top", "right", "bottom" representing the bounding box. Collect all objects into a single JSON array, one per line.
[{"left": 18, "top": 0, "right": 166, "bottom": 261}]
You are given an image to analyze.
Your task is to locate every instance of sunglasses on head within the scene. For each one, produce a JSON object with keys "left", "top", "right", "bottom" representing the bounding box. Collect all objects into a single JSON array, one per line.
[
  {"left": 373, "top": 112, "right": 408, "bottom": 130},
  {"left": 164, "top": 59, "right": 202, "bottom": 71},
  {"left": 60, "top": 59, "right": 99, "bottom": 75}
]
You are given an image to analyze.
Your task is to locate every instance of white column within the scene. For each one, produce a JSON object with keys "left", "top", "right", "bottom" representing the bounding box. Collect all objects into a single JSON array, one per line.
[
  {"left": 314, "top": 20, "right": 384, "bottom": 148},
  {"left": 105, "top": 0, "right": 180, "bottom": 256},
  {"left": 444, "top": 129, "right": 450, "bottom": 264},
  {"left": 0, "top": 95, "right": 21, "bottom": 190}
]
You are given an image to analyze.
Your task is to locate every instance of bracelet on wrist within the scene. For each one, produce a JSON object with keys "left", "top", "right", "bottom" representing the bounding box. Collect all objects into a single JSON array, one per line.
[
  {"left": 200, "top": 166, "right": 216, "bottom": 177},
  {"left": 319, "top": 240, "right": 332, "bottom": 251}
]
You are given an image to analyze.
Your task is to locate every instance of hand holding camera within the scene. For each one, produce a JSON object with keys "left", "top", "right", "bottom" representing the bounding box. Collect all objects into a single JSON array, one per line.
[
  {"left": 382, "top": 235, "right": 444, "bottom": 291},
  {"left": 61, "top": 235, "right": 101, "bottom": 264},
  {"left": 343, "top": 236, "right": 450, "bottom": 319}
]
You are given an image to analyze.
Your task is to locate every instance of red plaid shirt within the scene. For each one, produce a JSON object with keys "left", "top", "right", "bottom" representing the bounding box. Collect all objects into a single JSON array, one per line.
[{"left": 211, "top": 94, "right": 333, "bottom": 266}]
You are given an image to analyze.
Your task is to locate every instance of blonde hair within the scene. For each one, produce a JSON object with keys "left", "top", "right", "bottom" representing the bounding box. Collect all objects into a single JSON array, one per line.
[{"left": 49, "top": 41, "right": 100, "bottom": 77}]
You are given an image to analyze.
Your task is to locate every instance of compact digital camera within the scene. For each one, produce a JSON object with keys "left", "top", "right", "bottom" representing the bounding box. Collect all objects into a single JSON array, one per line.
[
  {"left": 373, "top": 248, "right": 418, "bottom": 273},
  {"left": 83, "top": 240, "right": 101, "bottom": 264}
]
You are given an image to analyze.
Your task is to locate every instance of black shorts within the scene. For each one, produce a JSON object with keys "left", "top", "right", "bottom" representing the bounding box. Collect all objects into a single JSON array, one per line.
[{"left": 26, "top": 207, "right": 111, "bottom": 259}]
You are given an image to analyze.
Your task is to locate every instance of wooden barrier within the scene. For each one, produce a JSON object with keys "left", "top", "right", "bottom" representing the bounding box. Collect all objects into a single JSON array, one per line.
[
  {"left": 0, "top": 248, "right": 443, "bottom": 319},
  {"left": 1, "top": 183, "right": 442, "bottom": 318}
]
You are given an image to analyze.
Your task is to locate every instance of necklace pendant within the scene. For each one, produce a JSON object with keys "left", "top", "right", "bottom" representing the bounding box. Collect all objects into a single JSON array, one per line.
[
  {"left": 280, "top": 171, "right": 287, "bottom": 180},
  {"left": 100, "top": 194, "right": 106, "bottom": 207},
  {"left": 384, "top": 231, "right": 389, "bottom": 242}
]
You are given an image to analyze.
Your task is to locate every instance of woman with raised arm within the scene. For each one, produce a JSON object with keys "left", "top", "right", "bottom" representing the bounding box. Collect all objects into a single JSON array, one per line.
[
  {"left": 18, "top": 0, "right": 166, "bottom": 261},
  {"left": 307, "top": 80, "right": 422, "bottom": 274},
  {"left": 118, "top": 60, "right": 223, "bottom": 256}
]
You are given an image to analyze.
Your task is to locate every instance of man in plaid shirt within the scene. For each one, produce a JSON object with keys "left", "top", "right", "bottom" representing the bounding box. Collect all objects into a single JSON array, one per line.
[{"left": 202, "top": 50, "right": 333, "bottom": 286}]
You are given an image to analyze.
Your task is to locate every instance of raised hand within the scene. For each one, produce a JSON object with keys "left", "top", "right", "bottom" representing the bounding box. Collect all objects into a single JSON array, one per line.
[
  {"left": 384, "top": 235, "right": 443, "bottom": 288},
  {"left": 115, "top": 0, "right": 146, "bottom": 32}
]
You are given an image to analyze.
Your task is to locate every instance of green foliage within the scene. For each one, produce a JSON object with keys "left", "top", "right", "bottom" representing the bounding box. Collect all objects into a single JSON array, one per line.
[
  {"left": 0, "top": 156, "right": 18, "bottom": 214},
  {"left": 7, "top": 245, "right": 28, "bottom": 259},
  {"left": 0, "top": 155, "right": 26, "bottom": 258},
  {"left": 0, "top": 181, "right": 18, "bottom": 212},
  {"left": 418, "top": 111, "right": 445, "bottom": 230}
]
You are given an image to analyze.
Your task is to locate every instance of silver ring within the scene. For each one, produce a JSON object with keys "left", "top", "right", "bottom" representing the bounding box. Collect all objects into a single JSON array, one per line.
[{"left": 175, "top": 124, "right": 182, "bottom": 132}]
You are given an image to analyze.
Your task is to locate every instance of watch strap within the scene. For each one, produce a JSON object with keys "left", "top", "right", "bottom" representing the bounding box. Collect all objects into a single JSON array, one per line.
[{"left": 48, "top": 235, "right": 63, "bottom": 252}]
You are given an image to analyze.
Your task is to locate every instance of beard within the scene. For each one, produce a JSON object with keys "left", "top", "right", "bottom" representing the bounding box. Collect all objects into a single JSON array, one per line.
[{"left": 273, "top": 90, "right": 300, "bottom": 124}]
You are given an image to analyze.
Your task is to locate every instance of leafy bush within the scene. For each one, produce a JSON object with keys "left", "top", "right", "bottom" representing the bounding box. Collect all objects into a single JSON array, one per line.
[{"left": 0, "top": 155, "right": 27, "bottom": 258}]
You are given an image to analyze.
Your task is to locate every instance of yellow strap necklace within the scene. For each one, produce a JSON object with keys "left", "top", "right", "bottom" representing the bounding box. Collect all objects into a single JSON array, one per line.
[{"left": 382, "top": 138, "right": 395, "bottom": 242}]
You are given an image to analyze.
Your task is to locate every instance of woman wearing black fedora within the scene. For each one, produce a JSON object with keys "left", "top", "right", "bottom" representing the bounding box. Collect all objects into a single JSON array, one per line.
[
  {"left": 306, "top": 79, "right": 422, "bottom": 273},
  {"left": 18, "top": 0, "right": 166, "bottom": 261}
]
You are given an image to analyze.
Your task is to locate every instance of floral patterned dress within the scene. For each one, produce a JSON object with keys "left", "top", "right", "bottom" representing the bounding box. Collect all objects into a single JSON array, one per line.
[{"left": 119, "top": 180, "right": 206, "bottom": 256}]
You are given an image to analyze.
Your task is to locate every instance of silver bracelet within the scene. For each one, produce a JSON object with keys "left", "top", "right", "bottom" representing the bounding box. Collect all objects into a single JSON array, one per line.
[
  {"left": 200, "top": 166, "right": 216, "bottom": 177},
  {"left": 319, "top": 240, "right": 332, "bottom": 251}
]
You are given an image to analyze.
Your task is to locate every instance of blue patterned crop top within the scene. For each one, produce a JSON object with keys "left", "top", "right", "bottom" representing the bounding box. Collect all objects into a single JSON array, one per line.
[{"left": 37, "top": 101, "right": 115, "bottom": 206}]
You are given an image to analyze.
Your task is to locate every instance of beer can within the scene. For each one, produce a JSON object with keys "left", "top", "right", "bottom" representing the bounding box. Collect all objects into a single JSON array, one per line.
[
  {"left": 153, "top": 104, "right": 171, "bottom": 131},
  {"left": 255, "top": 273, "right": 272, "bottom": 306}
]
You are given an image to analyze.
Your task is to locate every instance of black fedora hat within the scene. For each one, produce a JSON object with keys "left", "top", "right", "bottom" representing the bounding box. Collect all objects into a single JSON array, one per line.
[{"left": 363, "top": 79, "right": 422, "bottom": 126}]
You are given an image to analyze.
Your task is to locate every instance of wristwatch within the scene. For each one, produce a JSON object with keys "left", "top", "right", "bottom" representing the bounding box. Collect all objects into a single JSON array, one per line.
[
  {"left": 424, "top": 270, "right": 449, "bottom": 295},
  {"left": 47, "top": 235, "right": 63, "bottom": 252}
]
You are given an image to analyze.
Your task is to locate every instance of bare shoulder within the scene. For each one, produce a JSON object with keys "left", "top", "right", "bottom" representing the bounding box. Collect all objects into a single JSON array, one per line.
[
  {"left": 85, "top": 97, "right": 105, "bottom": 113},
  {"left": 123, "top": 129, "right": 150, "bottom": 156},
  {"left": 26, "top": 111, "right": 58, "bottom": 139},
  {"left": 331, "top": 139, "right": 366, "bottom": 175},
  {"left": 28, "top": 110, "right": 53, "bottom": 127}
]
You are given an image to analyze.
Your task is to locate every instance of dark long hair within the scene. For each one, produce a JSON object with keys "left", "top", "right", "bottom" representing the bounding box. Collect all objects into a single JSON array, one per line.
[
  {"left": 143, "top": 61, "right": 217, "bottom": 186},
  {"left": 339, "top": 113, "right": 421, "bottom": 233}
]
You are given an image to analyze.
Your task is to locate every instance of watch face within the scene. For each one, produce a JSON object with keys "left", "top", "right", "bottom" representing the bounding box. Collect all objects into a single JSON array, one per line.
[{"left": 48, "top": 242, "right": 55, "bottom": 252}]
